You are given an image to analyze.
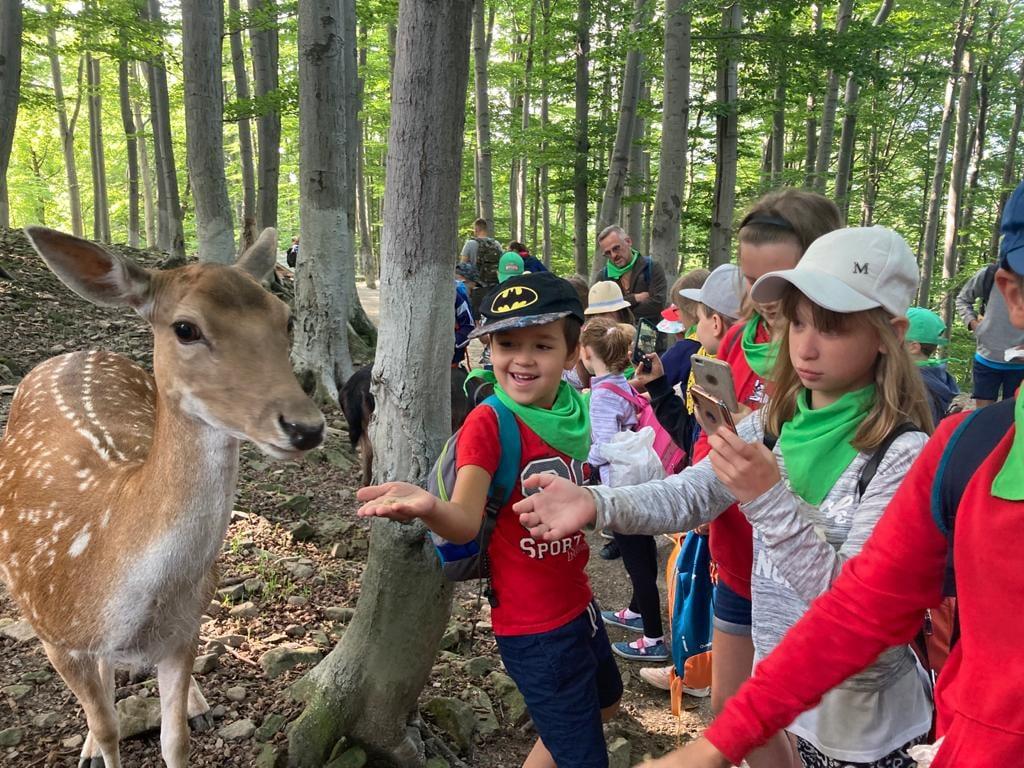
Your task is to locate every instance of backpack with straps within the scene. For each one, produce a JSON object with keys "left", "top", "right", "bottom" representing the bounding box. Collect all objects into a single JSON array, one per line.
[
  {"left": 978, "top": 261, "right": 999, "bottom": 316},
  {"left": 595, "top": 382, "right": 687, "bottom": 475},
  {"left": 427, "top": 395, "right": 521, "bottom": 606},
  {"left": 474, "top": 238, "right": 504, "bottom": 286}
]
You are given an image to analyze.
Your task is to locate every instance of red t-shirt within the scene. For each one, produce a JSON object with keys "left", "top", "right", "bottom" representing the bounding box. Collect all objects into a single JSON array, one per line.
[
  {"left": 706, "top": 413, "right": 1024, "bottom": 767},
  {"left": 456, "top": 406, "right": 593, "bottom": 637},
  {"left": 691, "top": 319, "right": 771, "bottom": 600}
]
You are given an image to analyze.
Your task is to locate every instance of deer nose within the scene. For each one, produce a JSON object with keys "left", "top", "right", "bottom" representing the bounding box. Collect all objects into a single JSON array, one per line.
[{"left": 278, "top": 416, "right": 325, "bottom": 450}]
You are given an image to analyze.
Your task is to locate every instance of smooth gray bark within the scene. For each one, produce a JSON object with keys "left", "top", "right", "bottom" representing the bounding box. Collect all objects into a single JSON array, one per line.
[
  {"left": 46, "top": 9, "right": 83, "bottom": 236},
  {"left": 250, "top": 0, "right": 280, "bottom": 231},
  {"left": 810, "top": 0, "right": 854, "bottom": 194},
  {"left": 131, "top": 63, "right": 156, "bottom": 248},
  {"left": 0, "top": 0, "right": 20, "bottom": 227},
  {"left": 940, "top": 50, "right": 975, "bottom": 322},
  {"left": 86, "top": 53, "right": 110, "bottom": 242},
  {"left": 572, "top": 0, "right": 591, "bottom": 275},
  {"left": 708, "top": 1, "right": 742, "bottom": 268},
  {"left": 118, "top": 58, "right": 140, "bottom": 247},
  {"left": 228, "top": 0, "right": 257, "bottom": 251},
  {"left": 357, "top": 27, "right": 376, "bottom": 289},
  {"left": 472, "top": 0, "right": 494, "bottom": 224}
]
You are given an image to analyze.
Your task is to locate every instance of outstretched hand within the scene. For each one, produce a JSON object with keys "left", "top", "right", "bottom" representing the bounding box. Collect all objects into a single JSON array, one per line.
[
  {"left": 513, "top": 473, "right": 597, "bottom": 540},
  {"left": 708, "top": 427, "right": 780, "bottom": 504},
  {"left": 356, "top": 482, "right": 435, "bottom": 523},
  {"left": 633, "top": 738, "right": 732, "bottom": 768}
]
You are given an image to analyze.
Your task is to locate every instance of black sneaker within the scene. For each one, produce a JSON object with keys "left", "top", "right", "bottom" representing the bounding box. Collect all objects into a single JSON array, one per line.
[{"left": 599, "top": 540, "right": 621, "bottom": 560}]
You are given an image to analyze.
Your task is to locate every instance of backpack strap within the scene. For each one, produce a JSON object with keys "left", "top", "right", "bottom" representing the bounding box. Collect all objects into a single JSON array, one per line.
[
  {"left": 931, "top": 398, "right": 1015, "bottom": 595},
  {"left": 856, "top": 422, "right": 923, "bottom": 498},
  {"left": 979, "top": 261, "right": 999, "bottom": 314},
  {"left": 642, "top": 255, "right": 652, "bottom": 286},
  {"left": 481, "top": 395, "right": 522, "bottom": 514},
  {"left": 595, "top": 381, "right": 645, "bottom": 410}
]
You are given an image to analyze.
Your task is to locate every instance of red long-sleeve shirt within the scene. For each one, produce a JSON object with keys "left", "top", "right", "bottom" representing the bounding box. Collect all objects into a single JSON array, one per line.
[{"left": 706, "top": 412, "right": 1024, "bottom": 767}]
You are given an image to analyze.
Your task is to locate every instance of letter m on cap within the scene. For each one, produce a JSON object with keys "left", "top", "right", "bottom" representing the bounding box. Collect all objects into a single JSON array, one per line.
[{"left": 853, "top": 262, "right": 869, "bottom": 275}]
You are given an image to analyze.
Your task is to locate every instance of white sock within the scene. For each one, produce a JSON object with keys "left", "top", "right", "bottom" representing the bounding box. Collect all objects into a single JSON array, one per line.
[
  {"left": 620, "top": 608, "right": 641, "bottom": 620},
  {"left": 643, "top": 635, "right": 663, "bottom": 645}
]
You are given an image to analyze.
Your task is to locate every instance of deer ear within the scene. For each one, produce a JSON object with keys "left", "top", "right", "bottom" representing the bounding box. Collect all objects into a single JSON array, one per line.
[
  {"left": 236, "top": 227, "right": 278, "bottom": 281},
  {"left": 24, "top": 227, "right": 152, "bottom": 313}
]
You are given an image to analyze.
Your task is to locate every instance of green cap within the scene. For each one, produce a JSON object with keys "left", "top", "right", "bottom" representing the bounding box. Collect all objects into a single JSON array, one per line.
[
  {"left": 497, "top": 251, "right": 525, "bottom": 283},
  {"left": 906, "top": 307, "right": 949, "bottom": 346}
]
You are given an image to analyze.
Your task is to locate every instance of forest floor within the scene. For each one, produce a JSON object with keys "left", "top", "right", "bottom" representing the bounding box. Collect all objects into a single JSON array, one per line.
[{"left": 0, "top": 230, "right": 710, "bottom": 768}]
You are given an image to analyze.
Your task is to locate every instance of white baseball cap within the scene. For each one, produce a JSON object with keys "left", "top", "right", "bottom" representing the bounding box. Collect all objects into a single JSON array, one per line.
[
  {"left": 750, "top": 226, "right": 919, "bottom": 318},
  {"left": 678, "top": 264, "right": 743, "bottom": 320}
]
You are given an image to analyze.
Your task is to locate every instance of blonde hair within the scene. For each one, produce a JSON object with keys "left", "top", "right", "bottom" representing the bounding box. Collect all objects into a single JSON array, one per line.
[
  {"left": 763, "top": 289, "right": 934, "bottom": 450},
  {"left": 671, "top": 268, "right": 710, "bottom": 325},
  {"left": 580, "top": 317, "right": 635, "bottom": 374}
]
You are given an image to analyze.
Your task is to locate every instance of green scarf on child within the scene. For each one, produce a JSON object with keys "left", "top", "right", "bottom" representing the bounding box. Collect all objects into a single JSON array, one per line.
[
  {"left": 464, "top": 369, "right": 591, "bottom": 460},
  {"left": 992, "top": 395, "right": 1024, "bottom": 500},
  {"left": 778, "top": 385, "right": 876, "bottom": 505},
  {"left": 740, "top": 314, "right": 778, "bottom": 378},
  {"left": 605, "top": 249, "right": 640, "bottom": 280}
]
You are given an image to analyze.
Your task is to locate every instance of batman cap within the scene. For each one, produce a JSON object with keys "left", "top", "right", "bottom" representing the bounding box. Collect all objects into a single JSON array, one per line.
[{"left": 469, "top": 272, "right": 585, "bottom": 339}]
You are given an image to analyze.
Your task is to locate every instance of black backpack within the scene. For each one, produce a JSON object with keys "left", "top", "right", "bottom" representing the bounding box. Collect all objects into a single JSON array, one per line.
[
  {"left": 977, "top": 262, "right": 999, "bottom": 315},
  {"left": 474, "top": 238, "right": 504, "bottom": 286}
]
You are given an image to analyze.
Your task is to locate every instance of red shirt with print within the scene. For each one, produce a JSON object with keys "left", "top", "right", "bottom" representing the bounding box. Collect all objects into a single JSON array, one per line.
[
  {"left": 692, "top": 319, "right": 771, "bottom": 601},
  {"left": 456, "top": 406, "right": 593, "bottom": 637}
]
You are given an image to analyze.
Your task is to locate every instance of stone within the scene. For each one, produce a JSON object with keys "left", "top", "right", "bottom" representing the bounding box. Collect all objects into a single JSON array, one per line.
[
  {"left": 425, "top": 760, "right": 450, "bottom": 768},
  {"left": 423, "top": 696, "right": 477, "bottom": 754},
  {"left": 322, "top": 448, "right": 354, "bottom": 470},
  {"left": 2, "top": 684, "right": 31, "bottom": 699},
  {"left": 0, "top": 619, "right": 37, "bottom": 643},
  {"left": 462, "top": 685, "right": 499, "bottom": 737},
  {"left": 20, "top": 669, "right": 53, "bottom": 683},
  {"left": 324, "top": 606, "right": 355, "bottom": 624},
  {"left": 216, "top": 634, "right": 246, "bottom": 648},
  {"left": 287, "top": 515, "right": 315, "bottom": 538},
  {"left": 254, "top": 743, "right": 283, "bottom": 768},
  {"left": 243, "top": 578, "right": 265, "bottom": 595},
  {"left": 287, "top": 595, "right": 309, "bottom": 607},
  {"left": 254, "top": 712, "right": 287, "bottom": 742},
  {"left": 260, "top": 646, "right": 323, "bottom": 679},
  {"left": 225, "top": 686, "right": 247, "bottom": 703},
  {"left": 439, "top": 625, "right": 460, "bottom": 651},
  {"left": 487, "top": 671, "right": 528, "bottom": 726},
  {"left": 211, "top": 704, "right": 228, "bottom": 719},
  {"left": 218, "top": 718, "right": 256, "bottom": 740},
  {"left": 32, "top": 712, "right": 61, "bottom": 729},
  {"left": 329, "top": 542, "right": 349, "bottom": 559},
  {"left": 217, "top": 584, "right": 245, "bottom": 602},
  {"left": 61, "top": 734, "right": 84, "bottom": 749},
  {"left": 462, "top": 656, "right": 498, "bottom": 679},
  {"left": 285, "top": 624, "right": 306, "bottom": 638},
  {"left": 289, "top": 563, "right": 315, "bottom": 580},
  {"left": 116, "top": 695, "right": 162, "bottom": 739},
  {"left": 326, "top": 746, "right": 367, "bottom": 768},
  {"left": 607, "top": 737, "right": 632, "bottom": 768},
  {"left": 308, "top": 629, "right": 331, "bottom": 647},
  {"left": 0, "top": 727, "right": 23, "bottom": 747},
  {"left": 319, "top": 519, "right": 356, "bottom": 540},
  {"left": 229, "top": 601, "right": 259, "bottom": 618},
  {"left": 204, "top": 640, "right": 227, "bottom": 657},
  {"left": 193, "top": 654, "right": 219, "bottom": 675}
]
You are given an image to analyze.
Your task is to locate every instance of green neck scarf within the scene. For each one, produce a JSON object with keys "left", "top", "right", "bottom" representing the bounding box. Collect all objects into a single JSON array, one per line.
[
  {"left": 778, "top": 385, "right": 876, "bottom": 505},
  {"left": 992, "top": 396, "right": 1024, "bottom": 500},
  {"left": 605, "top": 249, "right": 640, "bottom": 280},
  {"left": 915, "top": 357, "right": 947, "bottom": 368},
  {"left": 464, "top": 369, "right": 591, "bottom": 460},
  {"left": 741, "top": 314, "right": 778, "bottom": 378}
]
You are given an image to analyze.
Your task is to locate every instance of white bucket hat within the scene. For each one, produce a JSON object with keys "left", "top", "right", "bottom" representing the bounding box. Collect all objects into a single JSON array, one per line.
[
  {"left": 585, "top": 280, "right": 631, "bottom": 315},
  {"left": 750, "top": 226, "right": 919, "bottom": 318}
]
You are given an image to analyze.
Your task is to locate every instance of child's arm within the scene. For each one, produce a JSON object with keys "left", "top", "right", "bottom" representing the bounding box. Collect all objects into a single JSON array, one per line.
[{"left": 356, "top": 465, "right": 491, "bottom": 544}]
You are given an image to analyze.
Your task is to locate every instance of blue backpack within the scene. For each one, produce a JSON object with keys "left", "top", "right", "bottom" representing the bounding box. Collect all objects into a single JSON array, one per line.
[
  {"left": 670, "top": 532, "right": 714, "bottom": 673},
  {"left": 427, "top": 396, "right": 521, "bottom": 605}
]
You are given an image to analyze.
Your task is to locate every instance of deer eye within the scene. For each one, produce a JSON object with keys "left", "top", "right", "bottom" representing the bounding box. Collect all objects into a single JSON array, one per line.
[{"left": 172, "top": 321, "right": 203, "bottom": 344}]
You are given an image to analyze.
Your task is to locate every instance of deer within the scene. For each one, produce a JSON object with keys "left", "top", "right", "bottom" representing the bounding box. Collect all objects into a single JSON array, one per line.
[{"left": 0, "top": 227, "right": 325, "bottom": 768}]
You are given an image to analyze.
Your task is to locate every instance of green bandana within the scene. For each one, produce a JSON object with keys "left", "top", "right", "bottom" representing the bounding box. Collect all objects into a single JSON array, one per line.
[
  {"left": 915, "top": 357, "right": 947, "bottom": 368},
  {"left": 778, "top": 385, "right": 876, "bottom": 505},
  {"left": 992, "top": 396, "right": 1024, "bottom": 500},
  {"left": 740, "top": 314, "right": 778, "bottom": 378},
  {"left": 464, "top": 369, "right": 591, "bottom": 460},
  {"left": 605, "top": 249, "right": 640, "bottom": 280}
]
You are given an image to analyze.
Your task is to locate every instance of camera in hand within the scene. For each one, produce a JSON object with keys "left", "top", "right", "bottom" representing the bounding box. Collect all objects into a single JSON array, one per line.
[{"left": 633, "top": 319, "right": 658, "bottom": 372}]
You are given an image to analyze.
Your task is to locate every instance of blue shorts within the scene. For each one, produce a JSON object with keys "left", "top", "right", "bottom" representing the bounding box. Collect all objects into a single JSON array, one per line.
[
  {"left": 713, "top": 580, "right": 752, "bottom": 636},
  {"left": 495, "top": 600, "right": 623, "bottom": 768},
  {"left": 972, "top": 357, "right": 1024, "bottom": 401}
]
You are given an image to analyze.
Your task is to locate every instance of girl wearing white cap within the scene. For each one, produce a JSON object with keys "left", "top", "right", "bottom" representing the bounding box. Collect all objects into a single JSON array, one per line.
[{"left": 515, "top": 227, "right": 936, "bottom": 768}]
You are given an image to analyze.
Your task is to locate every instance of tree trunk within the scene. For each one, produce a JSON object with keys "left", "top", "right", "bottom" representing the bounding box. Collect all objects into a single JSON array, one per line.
[
  {"left": 472, "top": 0, "right": 494, "bottom": 224},
  {"left": 809, "top": 0, "right": 854, "bottom": 194},
  {"left": 515, "top": 0, "right": 537, "bottom": 244},
  {"left": 46, "top": 8, "right": 84, "bottom": 236},
  {"left": 860, "top": 120, "right": 880, "bottom": 226},
  {"left": 708, "top": 1, "right": 742, "bottom": 268},
  {"left": 572, "top": 0, "right": 591, "bottom": 275},
  {"left": 540, "top": 0, "right": 551, "bottom": 266},
  {"left": 918, "top": 0, "right": 977, "bottom": 305},
  {"left": 0, "top": 0, "right": 20, "bottom": 227},
  {"left": 131, "top": 63, "right": 156, "bottom": 248},
  {"left": 287, "top": 1, "right": 472, "bottom": 764},
  {"left": 770, "top": 74, "right": 785, "bottom": 187},
  {"left": 625, "top": 76, "right": 647, "bottom": 248},
  {"left": 649, "top": 0, "right": 690, "bottom": 283},
  {"left": 228, "top": 0, "right": 257, "bottom": 251},
  {"left": 834, "top": 0, "right": 894, "bottom": 221},
  {"left": 118, "top": 58, "right": 140, "bottom": 247},
  {"left": 86, "top": 53, "right": 111, "bottom": 243},
  {"left": 357, "top": 27, "right": 376, "bottom": 289},
  {"left": 143, "top": 0, "right": 185, "bottom": 262},
  {"left": 289, "top": 0, "right": 357, "bottom": 407},
  {"left": 182, "top": 0, "right": 235, "bottom": 262},
  {"left": 250, "top": 0, "right": 281, "bottom": 231},
  {"left": 941, "top": 49, "right": 975, "bottom": 324},
  {"left": 990, "top": 60, "right": 1024, "bottom": 261},
  {"left": 802, "top": 4, "right": 822, "bottom": 188},
  {"left": 593, "top": 0, "right": 648, "bottom": 277},
  {"left": 960, "top": 16, "right": 993, "bottom": 249}
]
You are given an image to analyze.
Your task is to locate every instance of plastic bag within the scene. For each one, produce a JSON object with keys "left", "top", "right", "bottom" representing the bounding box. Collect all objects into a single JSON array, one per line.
[
  {"left": 599, "top": 426, "right": 666, "bottom": 487},
  {"left": 908, "top": 737, "right": 944, "bottom": 768}
]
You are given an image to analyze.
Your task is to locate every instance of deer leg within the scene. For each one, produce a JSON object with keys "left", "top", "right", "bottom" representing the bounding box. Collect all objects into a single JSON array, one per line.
[
  {"left": 41, "top": 641, "right": 120, "bottom": 768},
  {"left": 156, "top": 643, "right": 196, "bottom": 768},
  {"left": 186, "top": 676, "right": 214, "bottom": 732}
]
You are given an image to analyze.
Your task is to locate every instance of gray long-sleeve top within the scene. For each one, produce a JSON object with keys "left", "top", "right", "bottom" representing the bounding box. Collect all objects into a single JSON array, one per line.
[
  {"left": 588, "top": 410, "right": 933, "bottom": 761},
  {"left": 955, "top": 265, "right": 1024, "bottom": 363}
]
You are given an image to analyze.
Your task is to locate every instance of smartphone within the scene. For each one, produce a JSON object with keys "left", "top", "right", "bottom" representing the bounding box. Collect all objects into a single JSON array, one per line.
[
  {"left": 633, "top": 319, "right": 659, "bottom": 372},
  {"left": 691, "top": 385, "right": 736, "bottom": 437},
  {"left": 691, "top": 354, "right": 738, "bottom": 412}
]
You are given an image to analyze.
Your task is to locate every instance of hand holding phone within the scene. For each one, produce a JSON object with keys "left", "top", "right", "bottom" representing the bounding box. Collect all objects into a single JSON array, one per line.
[
  {"left": 633, "top": 319, "right": 659, "bottom": 369},
  {"left": 691, "top": 385, "right": 736, "bottom": 437},
  {"left": 690, "top": 354, "right": 738, "bottom": 413}
]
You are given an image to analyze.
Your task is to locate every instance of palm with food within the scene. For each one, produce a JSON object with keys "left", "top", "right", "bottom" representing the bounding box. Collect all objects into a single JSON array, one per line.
[{"left": 356, "top": 481, "right": 436, "bottom": 523}]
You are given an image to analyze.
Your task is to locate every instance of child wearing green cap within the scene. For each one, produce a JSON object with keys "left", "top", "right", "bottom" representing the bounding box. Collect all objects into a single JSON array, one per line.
[{"left": 906, "top": 307, "right": 960, "bottom": 424}]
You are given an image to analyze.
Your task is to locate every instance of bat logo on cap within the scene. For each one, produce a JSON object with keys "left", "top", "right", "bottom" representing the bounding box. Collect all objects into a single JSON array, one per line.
[{"left": 491, "top": 285, "right": 539, "bottom": 314}]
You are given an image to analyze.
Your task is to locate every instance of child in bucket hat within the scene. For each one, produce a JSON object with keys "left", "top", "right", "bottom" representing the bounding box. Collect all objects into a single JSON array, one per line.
[{"left": 359, "top": 271, "right": 623, "bottom": 767}]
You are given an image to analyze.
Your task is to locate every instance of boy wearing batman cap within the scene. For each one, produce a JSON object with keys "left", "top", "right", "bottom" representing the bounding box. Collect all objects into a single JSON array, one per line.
[{"left": 358, "top": 271, "right": 623, "bottom": 768}]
